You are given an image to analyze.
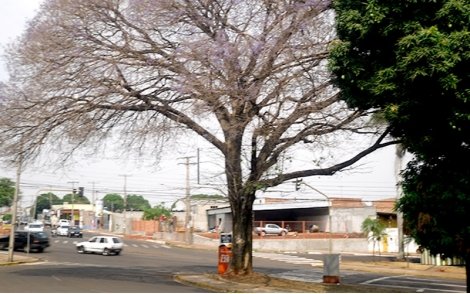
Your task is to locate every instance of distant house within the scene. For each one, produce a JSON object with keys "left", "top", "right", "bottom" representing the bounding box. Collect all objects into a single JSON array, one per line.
[
  {"left": 207, "top": 196, "right": 394, "bottom": 234},
  {"left": 171, "top": 197, "right": 230, "bottom": 232}
]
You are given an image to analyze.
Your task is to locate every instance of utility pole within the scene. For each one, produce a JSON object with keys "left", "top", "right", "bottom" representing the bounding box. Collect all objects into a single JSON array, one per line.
[
  {"left": 67, "top": 181, "right": 78, "bottom": 226},
  {"left": 197, "top": 148, "right": 200, "bottom": 185},
  {"left": 7, "top": 152, "right": 23, "bottom": 262},
  {"left": 119, "top": 174, "right": 131, "bottom": 235},
  {"left": 300, "top": 181, "right": 333, "bottom": 254},
  {"left": 395, "top": 144, "right": 406, "bottom": 260},
  {"left": 178, "top": 156, "right": 196, "bottom": 244},
  {"left": 90, "top": 181, "right": 98, "bottom": 229}
]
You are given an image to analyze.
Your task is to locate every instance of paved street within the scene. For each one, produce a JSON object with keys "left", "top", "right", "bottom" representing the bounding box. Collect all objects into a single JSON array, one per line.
[{"left": 0, "top": 231, "right": 466, "bottom": 292}]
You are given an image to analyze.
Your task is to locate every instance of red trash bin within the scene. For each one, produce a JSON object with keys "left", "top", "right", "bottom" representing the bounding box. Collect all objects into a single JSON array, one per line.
[{"left": 217, "top": 244, "right": 232, "bottom": 275}]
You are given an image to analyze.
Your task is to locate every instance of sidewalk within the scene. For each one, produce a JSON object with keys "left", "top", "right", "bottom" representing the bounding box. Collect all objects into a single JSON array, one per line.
[{"left": 0, "top": 251, "right": 41, "bottom": 266}]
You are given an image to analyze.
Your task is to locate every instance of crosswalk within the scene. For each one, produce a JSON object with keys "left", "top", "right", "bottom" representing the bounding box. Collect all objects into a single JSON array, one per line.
[
  {"left": 253, "top": 252, "right": 323, "bottom": 266},
  {"left": 52, "top": 239, "right": 171, "bottom": 249}
]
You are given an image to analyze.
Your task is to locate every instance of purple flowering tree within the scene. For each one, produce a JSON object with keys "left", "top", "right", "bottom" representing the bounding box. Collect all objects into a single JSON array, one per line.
[{"left": 0, "top": 0, "right": 396, "bottom": 275}]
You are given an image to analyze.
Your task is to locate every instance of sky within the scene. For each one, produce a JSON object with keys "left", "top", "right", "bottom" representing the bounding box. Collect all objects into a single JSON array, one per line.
[{"left": 0, "top": 0, "right": 405, "bottom": 211}]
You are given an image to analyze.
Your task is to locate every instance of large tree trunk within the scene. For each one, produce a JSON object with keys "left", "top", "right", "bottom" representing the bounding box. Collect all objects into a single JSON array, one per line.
[
  {"left": 230, "top": 191, "right": 255, "bottom": 275},
  {"left": 224, "top": 134, "right": 256, "bottom": 275}
]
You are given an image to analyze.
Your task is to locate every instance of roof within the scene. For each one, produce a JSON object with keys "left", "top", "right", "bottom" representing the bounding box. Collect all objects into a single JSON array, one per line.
[
  {"left": 207, "top": 200, "right": 328, "bottom": 215},
  {"left": 372, "top": 198, "right": 396, "bottom": 214}
]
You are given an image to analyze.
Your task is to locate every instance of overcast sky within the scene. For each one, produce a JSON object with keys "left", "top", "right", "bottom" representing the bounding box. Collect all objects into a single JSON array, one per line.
[{"left": 0, "top": 1, "right": 403, "bottom": 210}]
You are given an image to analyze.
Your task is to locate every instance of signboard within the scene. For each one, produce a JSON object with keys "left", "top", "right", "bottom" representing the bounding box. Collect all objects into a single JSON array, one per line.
[{"left": 220, "top": 233, "right": 232, "bottom": 245}]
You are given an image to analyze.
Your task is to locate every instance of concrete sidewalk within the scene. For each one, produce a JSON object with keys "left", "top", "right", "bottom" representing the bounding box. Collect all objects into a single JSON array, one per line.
[{"left": 0, "top": 251, "right": 41, "bottom": 266}]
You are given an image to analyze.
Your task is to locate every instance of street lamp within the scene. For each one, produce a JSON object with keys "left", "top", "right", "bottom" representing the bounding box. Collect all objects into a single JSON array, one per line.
[
  {"left": 300, "top": 181, "right": 340, "bottom": 284},
  {"left": 301, "top": 182, "right": 332, "bottom": 254}
]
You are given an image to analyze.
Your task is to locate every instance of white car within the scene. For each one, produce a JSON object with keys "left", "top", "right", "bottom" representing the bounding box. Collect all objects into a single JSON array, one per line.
[
  {"left": 24, "top": 223, "right": 44, "bottom": 232},
  {"left": 76, "top": 236, "right": 123, "bottom": 256},
  {"left": 56, "top": 225, "right": 70, "bottom": 236},
  {"left": 58, "top": 219, "right": 70, "bottom": 226}
]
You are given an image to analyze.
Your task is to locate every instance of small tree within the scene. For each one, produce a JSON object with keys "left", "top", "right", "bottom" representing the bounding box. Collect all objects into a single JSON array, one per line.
[
  {"left": 2, "top": 213, "right": 12, "bottom": 222},
  {"left": 361, "top": 217, "right": 386, "bottom": 257},
  {"left": 102, "top": 193, "right": 124, "bottom": 212},
  {"left": 0, "top": 178, "right": 15, "bottom": 207},
  {"left": 62, "top": 193, "right": 90, "bottom": 205},
  {"left": 126, "top": 194, "right": 151, "bottom": 211},
  {"left": 32, "top": 192, "right": 62, "bottom": 219},
  {"left": 143, "top": 204, "right": 172, "bottom": 221}
]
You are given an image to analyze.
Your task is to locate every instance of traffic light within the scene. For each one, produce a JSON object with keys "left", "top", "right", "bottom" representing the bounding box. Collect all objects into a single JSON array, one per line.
[
  {"left": 78, "top": 187, "right": 84, "bottom": 197},
  {"left": 295, "top": 178, "right": 302, "bottom": 191}
]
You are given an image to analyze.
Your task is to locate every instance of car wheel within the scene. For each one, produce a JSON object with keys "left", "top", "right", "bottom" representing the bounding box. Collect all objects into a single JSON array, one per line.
[
  {"left": 261, "top": 231, "right": 266, "bottom": 237},
  {"left": 0, "top": 243, "right": 7, "bottom": 250},
  {"left": 77, "top": 246, "right": 85, "bottom": 254},
  {"left": 115, "top": 251, "right": 121, "bottom": 256},
  {"left": 280, "top": 231, "right": 286, "bottom": 236},
  {"left": 37, "top": 248, "right": 44, "bottom": 253},
  {"left": 23, "top": 245, "right": 30, "bottom": 253},
  {"left": 102, "top": 248, "right": 110, "bottom": 256}
]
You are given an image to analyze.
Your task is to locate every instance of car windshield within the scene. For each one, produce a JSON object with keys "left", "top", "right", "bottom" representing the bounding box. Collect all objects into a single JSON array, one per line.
[
  {"left": 60, "top": 226, "right": 70, "bottom": 229},
  {"left": 70, "top": 227, "right": 80, "bottom": 230},
  {"left": 29, "top": 224, "right": 42, "bottom": 228},
  {"left": 33, "top": 232, "right": 48, "bottom": 238}
]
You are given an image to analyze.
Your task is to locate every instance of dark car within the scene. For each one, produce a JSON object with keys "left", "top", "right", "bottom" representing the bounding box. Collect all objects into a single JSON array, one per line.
[
  {"left": 0, "top": 231, "right": 50, "bottom": 253},
  {"left": 67, "top": 226, "right": 83, "bottom": 238}
]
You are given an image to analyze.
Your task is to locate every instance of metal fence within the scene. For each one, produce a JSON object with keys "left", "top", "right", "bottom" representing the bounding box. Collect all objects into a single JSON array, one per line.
[{"left": 253, "top": 220, "right": 325, "bottom": 233}]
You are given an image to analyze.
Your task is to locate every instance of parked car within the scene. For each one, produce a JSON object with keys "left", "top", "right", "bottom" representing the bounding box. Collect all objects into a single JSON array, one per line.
[
  {"left": 67, "top": 226, "right": 82, "bottom": 238},
  {"left": 0, "top": 231, "right": 50, "bottom": 252},
  {"left": 58, "top": 219, "right": 70, "bottom": 226},
  {"left": 254, "top": 224, "right": 288, "bottom": 236},
  {"left": 309, "top": 224, "right": 320, "bottom": 233},
  {"left": 24, "top": 223, "right": 44, "bottom": 232},
  {"left": 56, "top": 225, "right": 70, "bottom": 236},
  {"left": 76, "top": 236, "right": 123, "bottom": 256}
]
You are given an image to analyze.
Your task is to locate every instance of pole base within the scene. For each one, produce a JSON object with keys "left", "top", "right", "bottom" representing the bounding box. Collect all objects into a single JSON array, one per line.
[{"left": 323, "top": 275, "right": 340, "bottom": 284}]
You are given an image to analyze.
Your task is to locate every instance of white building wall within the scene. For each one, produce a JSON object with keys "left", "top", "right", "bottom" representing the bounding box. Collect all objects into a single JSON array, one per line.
[{"left": 331, "top": 207, "right": 376, "bottom": 233}]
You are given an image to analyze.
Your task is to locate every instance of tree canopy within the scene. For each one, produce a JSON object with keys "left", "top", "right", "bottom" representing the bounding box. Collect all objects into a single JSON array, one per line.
[
  {"left": 143, "top": 204, "right": 172, "bottom": 221},
  {"left": 0, "top": 0, "right": 398, "bottom": 275},
  {"left": 329, "top": 0, "right": 469, "bottom": 157},
  {"left": 330, "top": 0, "right": 470, "bottom": 287},
  {"left": 62, "top": 193, "right": 91, "bottom": 205},
  {"left": 126, "top": 194, "right": 151, "bottom": 211},
  {"left": 33, "top": 192, "right": 62, "bottom": 217},
  {"left": 102, "top": 193, "right": 124, "bottom": 212},
  {"left": 0, "top": 178, "right": 15, "bottom": 207}
]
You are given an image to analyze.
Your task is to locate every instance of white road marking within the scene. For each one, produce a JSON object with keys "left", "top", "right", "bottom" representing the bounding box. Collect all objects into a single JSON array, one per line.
[
  {"left": 51, "top": 275, "right": 62, "bottom": 281},
  {"left": 361, "top": 275, "right": 405, "bottom": 285},
  {"left": 253, "top": 252, "right": 322, "bottom": 266}
]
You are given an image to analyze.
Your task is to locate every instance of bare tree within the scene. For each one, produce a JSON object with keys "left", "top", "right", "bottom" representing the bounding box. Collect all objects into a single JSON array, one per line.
[{"left": 0, "top": 0, "right": 397, "bottom": 275}]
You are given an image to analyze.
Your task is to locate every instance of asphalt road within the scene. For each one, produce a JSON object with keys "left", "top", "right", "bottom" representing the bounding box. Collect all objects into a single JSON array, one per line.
[
  {"left": 1, "top": 231, "right": 466, "bottom": 293},
  {"left": 0, "top": 232, "right": 212, "bottom": 292}
]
